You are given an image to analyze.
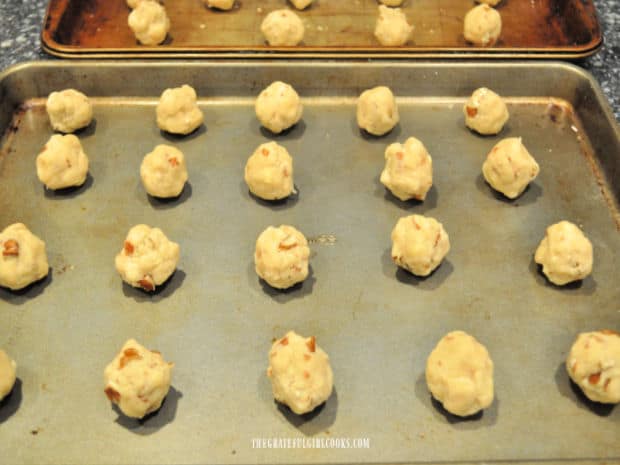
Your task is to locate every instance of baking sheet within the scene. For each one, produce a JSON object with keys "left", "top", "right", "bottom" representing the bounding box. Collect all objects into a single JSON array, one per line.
[
  {"left": 40, "top": 0, "right": 603, "bottom": 58},
  {"left": 0, "top": 61, "right": 619, "bottom": 465}
]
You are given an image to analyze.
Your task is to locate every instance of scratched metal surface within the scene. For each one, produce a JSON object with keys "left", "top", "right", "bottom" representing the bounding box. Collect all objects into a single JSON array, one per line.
[{"left": 0, "top": 62, "right": 618, "bottom": 465}]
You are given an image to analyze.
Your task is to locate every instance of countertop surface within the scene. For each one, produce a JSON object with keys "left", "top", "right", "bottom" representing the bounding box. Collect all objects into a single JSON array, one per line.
[{"left": 0, "top": 0, "right": 618, "bottom": 120}]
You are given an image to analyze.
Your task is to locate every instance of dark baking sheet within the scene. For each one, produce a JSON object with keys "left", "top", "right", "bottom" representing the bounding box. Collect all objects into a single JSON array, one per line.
[
  {"left": 0, "top": 61, "right": 619, "bottom": 465},
  {"left": 40, "top": 0, "right": 603, "bottom": 58}
]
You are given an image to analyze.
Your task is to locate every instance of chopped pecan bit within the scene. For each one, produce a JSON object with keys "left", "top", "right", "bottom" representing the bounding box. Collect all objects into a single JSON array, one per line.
[
  {"left": 3, "top": 239, "right": 19, "bottom": 257},
  {"left": 601, "top": 329, "right": 620, "bottom": 337},
  {"left": 280, "top": 336, "right": 289, "bottom": 346},
  {"left": 168, "top": 157, "right": 179, "bottom": 167},
  {"left": 124, "top": 241, "right": 134, "bottom": 255},
  {"left": 119, "top": 347, "right": 142, "bottom": 369},
  {"left": 396, "top": 151, "right": 404, "bottom": 160},
  {"left": 138, "top": 276, "right": 155, "bottom": 292},
  {"left": 466, "top": 106, "right": 477, "bottom": 117},
  {"left": 262, "top": 148, "right": 270, "bottom": 157},
  {"left": 66, "top": 158, "right": 72, "bottom": 168},
  {"left": 278, "top": 235, "right": 297, "bottom": 250},
  {"left": 303, "top": 370, "right": 310, "bottom": 379},
  {"left": 434, "top": 232, "right": 440, "bottom": 247},
  {"left": 104, "top": 386, "right": 120, "bottom": 403},
  {"left": 303, "top": 353, "right": 311, "bottom": 361},
  {"left": 588, "top": 372, "right": 601, "bottom": 384},
  {"left": 604, "top": 378, "right": 611, "bottom": 391},
  {"left": 283, "top": 168, "right": 289, "bottom": 177},
  {"left": 306, "top": 336, "right": 316, "bottom": 353},
  {"left": 412, "top": 220, "right": 421, "bottom": 230}
]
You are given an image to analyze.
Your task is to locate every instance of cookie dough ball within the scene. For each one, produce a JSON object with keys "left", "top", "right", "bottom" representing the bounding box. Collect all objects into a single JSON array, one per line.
[
  {"left": 205, "top": 0, "right": 235, "bottom": 10},
  {"left": 267, "top": 331, "right": 334, "bottom": 414},
  {"left": 380, "top": 137, "right": 433, "bottom": 201},
  {"left": 115, "top": 225, "right": 180, "bottom": 292},
  {"left": 156, "top": 85, "right": 204, "bottom": 135},
  {"left": 464, "top": 87, "right": 509, "bottom": 135},
  {"left": 289, "top": 0, "right": 312, "bottom": 9},
  {"left": 426, "top": 330, "right": 494, "bottom": 416},
  {"left": 245, "top": 142, "right": 294, "bottom": 200},
  {"left": 463, "top": 4, "right": 501, "bottom": 46},
  {"left": 357, "top": 86, "right": 399, "bottom": 136},
  {"left": 46, "top": 89, "right": 93, "bottom": 134},
  {"left": 254, "top": 225, "right": 310, "bottom": 289},
  {"left": 391, "top": 214, "right": 450, "bottom": 277},
  {"left": 0, "top": 350, "right": 17, "bottom": 402},
  {"left": 36, "top": 134, "right": 89, "bottom": 190},
  {"left": 379, "top": 0, "right": 405, "bottom": 5},
  {"left": 534, "top": 221, "right": 593, "bottom": 285},
  {"left": 261, "top": 9, "right": 305, "bottom": 46},
  {"left": 566, "top": 330, "right": 620, "bottom": 404},
  {"left": 374, "top": 5, "right": 413, "bottom": 46},
  {"left": 0, "top": 223, "right": 49, "bottom": 291},
  {"left": 482, "top": 137, "right": 539, "bottom": 199},
  {"left": 140, "top": 145, "right": 188, "bottom": 198},
  {"left": 128, "top": 0, "right": 170, "bottom": 45},
  {"left": 104, "top": 339, "right": 174, "bottom": 418},
  {"left": 255, "top": 81, "right": 303, "bottom": 134}
]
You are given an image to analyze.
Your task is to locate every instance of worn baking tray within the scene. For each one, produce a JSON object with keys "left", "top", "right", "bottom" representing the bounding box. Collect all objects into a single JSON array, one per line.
[
  {"left": 40, "top": 0, "right": 603, "bottom": 59},
  {"left": 0, "top": 61, "right": 619, "bottom": 465}
]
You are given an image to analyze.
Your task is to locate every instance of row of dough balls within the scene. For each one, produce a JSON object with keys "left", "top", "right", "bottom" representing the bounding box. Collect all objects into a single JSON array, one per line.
[{"left": 2, "top": 329, "right": 618, "bottom": 421}]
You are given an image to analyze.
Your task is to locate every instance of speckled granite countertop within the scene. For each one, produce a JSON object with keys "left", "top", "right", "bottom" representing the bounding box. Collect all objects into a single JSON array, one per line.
[{"left": 0, "top": 0, "right": 618, "bottom": 120}]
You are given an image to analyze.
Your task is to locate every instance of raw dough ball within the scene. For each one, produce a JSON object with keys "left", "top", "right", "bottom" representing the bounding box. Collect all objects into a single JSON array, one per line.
[
  {"left": 140, "top": 145, "right": 188, "bottom": 198},
  {"left": 115, "top": 225, "right": 180, "bottom": 292},
  {"left": 255, "top": 81, "right": 303, "bottom": 134},
  {"left": 426, "top": 330, "right": 494, "bottom": 416},
  {"left": 261, "top": 9, "right": 305, "bottom": 46},
  {"left": 566, "top": 330, "right": 620, "bottom": 404},
  {"left": 464, "top": 87, "right": 509, "bottom": 135},
  {"left": 357, "top": 86, "right": 399, "bottom": 136},
  {"left": 380, "top": 136, "right": 433, "bottom": 201},
  {"left": 46, "top": 89, "right": 93, "bottom": 134},
  {"left": 156, "top": 85, "right": 204, "bottom": 135},
  {"left": 205, "top": 0, "right": 235, "bottom": 10},
  {"left": 289, "top": 0, "right": 312, "bottom": 9},
  {"left": 463, "top": 4, "right": 501, "bottom": 46},
  {"left": 476, "top": 0, "right": 501, "bottom": 5},
  {"left": 374, "top": 5, "right": 413, "bottom": 46},
  {"left": 244, "top": 141, "right": 294, "bottom": 200},
  {"left": 104, "top": 339, "right": 174, "bottom": 418},
  {"left": 482, "top": 137, "right": 539, "bottom": 199},
  {"left": 36, "top": 134, "right": 89, "bottom": 190},
  {"left": 0, "top": 350, "right": 17, "bottom": 402},
  {"left": 0, "top": 223, "right": 49, "bottom": 291},
  {"left": 391, "top": 214, "right": 450, "bottom": 277},
  {"left": 379, "top": 0, "right": 405, "bottom": 5},
  {"left": 128, "top": 0, "right": 170, "bottom": 46},
  {"left": 534, "top": 221, "right": 593, "bottom": 285},
  {"left": 254, "top": 225, "right": 310, "bottom": 289},
  {"left": 267, "top": 331, "right": 334, "bottom": 414}
]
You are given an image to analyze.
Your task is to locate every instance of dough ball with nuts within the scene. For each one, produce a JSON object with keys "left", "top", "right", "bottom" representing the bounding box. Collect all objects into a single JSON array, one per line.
[
  {"left": 566, "top": 330, "right": 620, "bottom": 404},
  {"left": 426, "top": 330, "right": 494, "bottom": 416},
  {"left": 46, "top": 89, "right": 93, "bottom": 134},
  {"left": 0, "top": 223, "right": 49, "bottom": 291},
  {"left": 104, "top": 339, "right": 174, "bottom": 418},
  {"left": 204, "top": 0, "right": 235, "bottom": 10},
  {"left": 0, "top": 350, "right": 17, "bottom": 402},
  {"left": 482, "top": 137, "right": 539, "bottom": 199},
  {"left": 463, "top": 4, "right": 501, "bottom": 46},
  {"left": 267, "top": 331, "right": 333, "bottom": 414},
  {"left": 261, "top": 9, "right": 305, "bottom": 46},
  {"left": 255, "top": 81, "right": 303, "bottom": 134},
  {"left": 140, "top": 144, "right": 188, "bottom": 198},
  {"left": 245, "top": 141, "right": 295, "bottom": 201},
  {"left": 464, "top": 87, "right": 509, "bottom": 135},
  {"left": 115, "top": 225, "right": 180, "bottom": 292},
  {"left": 534, "top": 221, "right": 593, "bottom": 286},
  {"left": 357, "top": 86, "right": 399, "bottom": 136},
  {"left": 289, "top": 0, "right": 312, "bottom": 9},
  {"left": 254, "top": 225, "right": 310, "bottom": 289},
  {"left": 380, "top": 136, "right": 433, "bottom": 201},
  {"left": 374, "top": 5, "right": 413, "bottom": 46},
  {"left": 156, "top": 84, "right": 204, "bottom": 135},
  {"left": 128, "top": 0, "right": 170, "bottom": 45},
  {"left": 391, "top": 214, "right": 450, "bottom": 277},
  {"left": 36, "top": 134, "right": 89, "bottom": 190}
]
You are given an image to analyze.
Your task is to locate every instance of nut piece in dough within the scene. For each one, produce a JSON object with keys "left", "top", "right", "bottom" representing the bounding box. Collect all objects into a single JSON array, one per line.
[
  {"left": 0, "top": 350, "right": 17, "bottom": 402},
  {"left": 254, "top": 225, "right": 310, "bottom": 289},
  {"left": 534, "top": 221, "right": 593, "bottom": 286},
  {"left": 566, "top": 330, "right": 620, "bottom": 404},
  {"left": 205, "top": 0, "right": 235, "bottom": 10},
  {"left": 426, "top": 330, "right": 494, "bottom": 417},
  {"left": 463, "top": 4, "right": 501, "bottom": 47},
  {"left": 374, "top": 5, "right": 413, "bottom": 46},
  {"left": 267, "top": 331, "right": 334, "bottom": 414},
  {"left": 36, "top": 134, "right": 89, "bottom": 190},
  {"left": 156, "top": 85, "right": 204, "bottom": 135},
  {"left": 289, "top": 0, "right": 312, "bottom": 9},
  {"left": 115, "top": 225, "right": 180, "bottom": 292},
  {"left": 482, "top": 137, "right": 539, "bottom": 199},
  {"left": 104, "top": 339, "right": 174, "bottom": 418},
  {"left": 128, "top": 0, "right": 170, "bottom": 45},
  {"left": 464, "top": 87, "right": 509, "bottom": 135},
  {"left": 140, "top": 145, "right": 188, "bottom": 198},
  {"left": 380, "top": 137, "right": 433, "bottom": 201},
  {"left": 255, "top": 81, "right": 303, "bottom": 134},
  {"left": 0, "top": 223, "right": 49, "bottom": 291},
  {"left": 261, "top": 9, "right": 305, "bottom": 46},
  {"left": 391, "top": 214, "right": 450, "bottom": 277},
  {"left": 46, "top": 89, "right": 93, "bottom": 134},
  {"left": 245, "top": 142, "right": 295, "bottom": 200},
  {"left": 379, "top": 0, "right": 405, "bottom": 5},
  {"left": 357, "top": 86, "right": 399, "bottom": 136}
]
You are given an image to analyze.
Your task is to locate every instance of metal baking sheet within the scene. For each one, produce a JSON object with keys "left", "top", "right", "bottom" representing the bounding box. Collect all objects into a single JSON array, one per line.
[
  {"left": 40, "top": 0, "right": 602, "bottom": 59},
  {"left": 0, "top": 61, "right": 619, "bottom": 465}
]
